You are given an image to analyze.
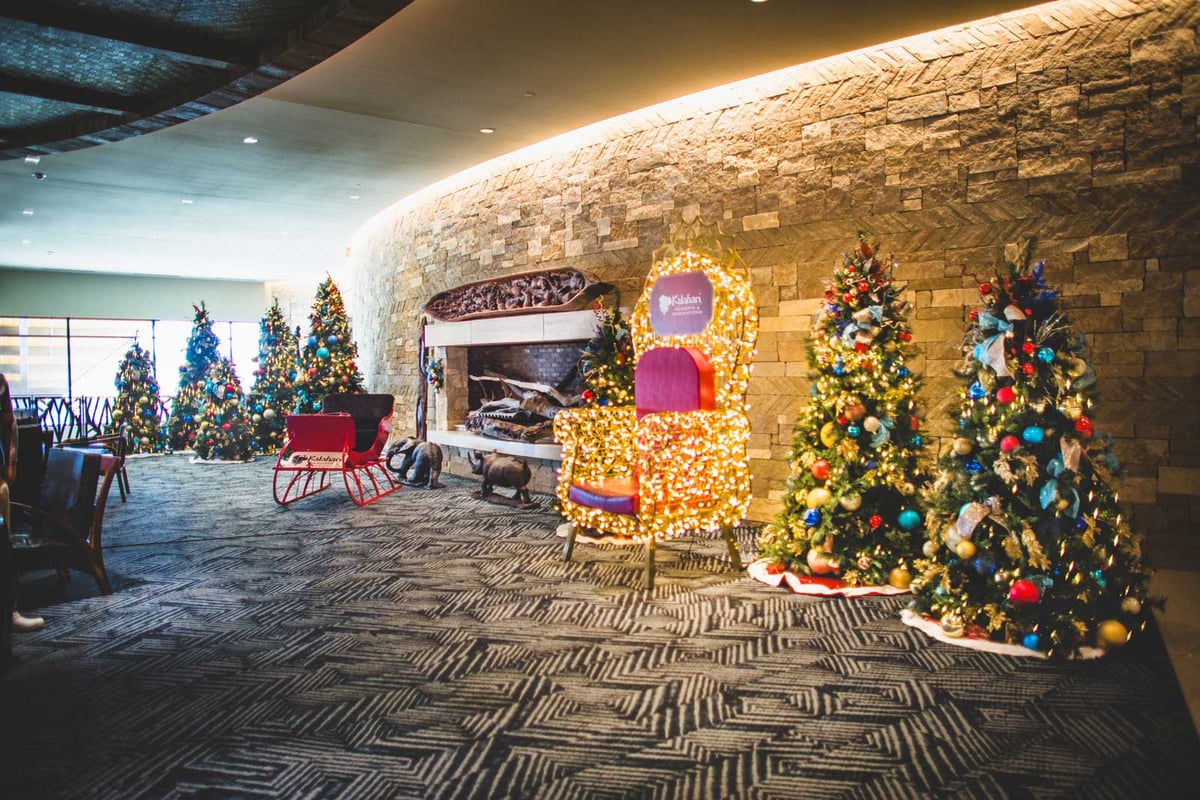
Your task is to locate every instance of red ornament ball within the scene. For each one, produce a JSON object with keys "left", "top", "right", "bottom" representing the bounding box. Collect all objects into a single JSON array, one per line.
[
  {"left": 225, "top": 384, "right": 236, "bottom": 394},
  {"left": 980, "top": 282, "right": 992, "bottom": 294},
  {"left": 1008, "top": 579, "right": 1041, "bottom": 605},
  {"left": 856, "top": 281, "right": 869, "bottom": 293},
  {"left": 854, "top": 342, "right": 868, "bottom": 353},
  {"left": 910, "top": 416, "right": 920, "bottom": 431},
  {"left": 811, "top": 459, "right": 831, "bottom": 480},
  {"left": 842, "top": 293, "right": 855, "bottom": 304},
  {"left": 898, "top": 331, "right": 913, "bottom": 342},
  {"left": 996, "top": 386, "right": 1016, "bottom": 404},
  {"left": 1022, "top": 342, "right": 1036, "bottom": 355},
  {"left": 581, "top": 389, "right": 595, "bottom": 403},
  {"left": 837, "top": 416, "right": 849, "bottom": 426},
  {"left": 307, "top": 368, "right": 317, "bottom": 377},
  {"left": 221, "top": 423, "right": 232, "bottom": 432},
  {"left": 1000, "top": 435, "right": 1021, "bottom": 453},
  {"left": 1021, "top": 363, "right": 1036, "bottom": 376},
  {"left": 968, "top": 310, "right": 979, "bottom": 321},
  {"left": 1075, "top": 417, "right": 1094, "bottom": 438},
  {"left": 869, "top": 514, "right": 883, "bottom": 529}
]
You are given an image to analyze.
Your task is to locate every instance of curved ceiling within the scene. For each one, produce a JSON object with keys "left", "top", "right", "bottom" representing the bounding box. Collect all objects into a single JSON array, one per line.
[
  {"left": 0, "top": 0, "right": 1040, "bottom": 284},
  {"left": 0, "top": 0, "right": 415, "bottom": 158}
]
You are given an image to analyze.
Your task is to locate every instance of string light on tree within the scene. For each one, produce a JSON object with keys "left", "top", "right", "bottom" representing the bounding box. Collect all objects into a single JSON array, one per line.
[
  {"left": 190, "top": 357, "right": 254, "bottom": 462},
  {"left": 247, "top": 298, "right": 298, "bottom": 454},
  {"left": 579, "top": 303, "right": 635, "bottom": 406},
  {"left": 167, "top": 302, "right": 221, "bottom": 451},
  {"left": 294, "top": 276, "right": 366, "bottom": 413},
  {"left": 109, "top": 341, "right": 165, "bottom": 453},
  {"left": 756, "top": 233, "right": 927, "bottom": 588}
]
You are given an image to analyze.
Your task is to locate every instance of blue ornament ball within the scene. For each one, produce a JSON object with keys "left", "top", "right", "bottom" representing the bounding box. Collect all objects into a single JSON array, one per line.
[
  {"left": 308, "top": 336, "right": 318, "bottom": 347},
  {"left": 969, "top": 382, "right": 987, "bottom": 400},
  {"left": 312, "top": 401, "right": 321, "bottom": 411},
  {"left": 898, "top": 367, "right": 910, "bottom": 378},
  {"left": 847, "top": 424, "right": 862, "bottom": 437},
  {"left": 1037, "top": 347, "right": 1055, "bottom": 364},
  {"left": 1075, "top": 516, "right": 1088, "bottom": 532},
  {"left": 866, "top": 460, "right": 878, "bottom": 470},
  {"left": 1023, "top": 633, "right": 1040, "bottom": 650},
  {"left": 803, "top": 508, "right": 822, "bottom": 527},
  {"left": 183, "top": 414, "right": 193, "bottom": 423},
  {"left": 973, "top": 553, "right": 998, "bottom": 576},
  {"left": 316, "top": 346, "right": 331, "bottom": 359},
  {"left": 328, "top": 335, "right": 339, "bottom": 344},
  {"left": 1022, "top": 426, "right": 1045, "bottom": 444},
  {"left": 255, "top": 404, "right": 264, "bottom": 413},
  {"left": 897, "top": 509, "right": 921, "bottom": 531},
  {"left": 912, "top": 434, "right": 922, "bottom": 446},
  {"left": 834, "top": 365, "right": 845, "bottom": 376},
  {"left": 966, "top": 459, "right": 983, "bottom": 474}
]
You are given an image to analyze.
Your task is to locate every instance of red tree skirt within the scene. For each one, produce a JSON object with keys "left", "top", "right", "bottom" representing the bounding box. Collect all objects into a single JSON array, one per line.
[
  {"left": 900, "top": 609, "right": 1103, "bottom": 659},
  {"left": 747, "top": 558, "right": 910, "bottom": 597}
]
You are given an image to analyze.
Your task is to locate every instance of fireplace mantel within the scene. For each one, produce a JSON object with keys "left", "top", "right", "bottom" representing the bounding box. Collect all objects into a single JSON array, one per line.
[{"left": 425, "top": 309, "right": 600, "bottom": 461}]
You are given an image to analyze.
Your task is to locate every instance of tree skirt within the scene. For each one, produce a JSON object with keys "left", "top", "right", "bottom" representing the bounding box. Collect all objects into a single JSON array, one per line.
[
  {"left": 747, "top": 558, "right": 910, "bottom": 597},
  {"left": 188, "top": 456, "right": 256, "bottom": 465},
  {"left": 900, "top": 609, "right": 1104, "bottom": 659}
]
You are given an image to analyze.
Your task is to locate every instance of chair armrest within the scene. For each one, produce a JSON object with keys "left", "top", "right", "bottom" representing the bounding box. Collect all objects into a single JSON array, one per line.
[
  {"left": 553, "top": 406, "right": 637, "bottom": 486},
  {"left": 8, "top": 501, "right": 87, "bottom": 545},
  {"left": 634, "top": 408, "right": 753, "bottom": 537}
]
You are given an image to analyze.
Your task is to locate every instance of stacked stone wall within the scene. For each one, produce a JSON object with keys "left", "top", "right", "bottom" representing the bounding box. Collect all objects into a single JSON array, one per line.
[{"left": 347, "top": 0, "right": 1200, "bottom": 564}]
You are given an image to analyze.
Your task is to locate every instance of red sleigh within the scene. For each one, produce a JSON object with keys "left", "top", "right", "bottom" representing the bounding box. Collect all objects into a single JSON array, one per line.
[{"left": 272, "top": 393, "right": 402, "bottom": 507}]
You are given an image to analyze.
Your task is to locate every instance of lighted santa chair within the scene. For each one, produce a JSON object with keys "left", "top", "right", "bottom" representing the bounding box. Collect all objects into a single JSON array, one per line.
[
  {"left": 554, "top": 223, "right": 758, "bottom": 588},
  {"left": 273, "top": 393, "right": 401, "bottom": 507}
]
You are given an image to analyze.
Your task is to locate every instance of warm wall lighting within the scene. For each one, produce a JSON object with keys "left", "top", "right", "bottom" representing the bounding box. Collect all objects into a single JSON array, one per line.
[{"left": 479, "top": 127, "right": 496, "bottom": 134}]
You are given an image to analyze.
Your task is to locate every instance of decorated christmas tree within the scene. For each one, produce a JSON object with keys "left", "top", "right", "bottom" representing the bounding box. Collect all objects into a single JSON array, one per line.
[
  {"left": 756, "top": 235, "right": 925, "bottom": 589},
  {"left": 294, "top": 276, "right": 365, "bottom": 413},
  {"left": 109, "top": 341, "right": 165, "bottom": 454},
  {"left": 247, "top": 299, "right": 298, "bottom": 453},
  {"left": 907, "top": 242, "right": 1149, "bottom": 658},
  {"left": 189, "top": 357, "right": 254, "bottom": 461},
  {"left": 578, "top": 303, "right": 635, "bottom": 406},
  {"left": 167, "top": 302, "right": 222, "bottom": 450}
]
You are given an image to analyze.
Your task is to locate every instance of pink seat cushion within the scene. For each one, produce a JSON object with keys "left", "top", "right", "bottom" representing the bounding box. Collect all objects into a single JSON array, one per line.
[
  {"left": 635, "top": 347, "right": 715, "bottom": 419},
  {"left": 569, "top": 476, "right": 639, "bottom": 516},
  {"left": 285, "top": 413, "right": 355, "bottom": 453}
]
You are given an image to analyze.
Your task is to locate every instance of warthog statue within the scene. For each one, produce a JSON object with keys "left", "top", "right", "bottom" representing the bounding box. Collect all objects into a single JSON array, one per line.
[
  {"left": 385, "top": 437, "right": 444, "bottom": 488},
  {"left": 467, "top": 450, "right": 534, "bottom": 508}
]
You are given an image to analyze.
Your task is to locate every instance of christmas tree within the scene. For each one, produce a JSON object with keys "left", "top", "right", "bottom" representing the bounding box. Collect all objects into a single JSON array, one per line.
[
  {"left": 167, "top": 302, "right": 221, "bottom": 450},
  {"left": 578, "top": 303, "right": 635, "bottom": 406},
  {"left": 294, "top": 277, "right": 365, "bottom": 413},
  {"left": 247, "top": 299, "right": 298, "bottom": 453},
  {"left": 757, "top": 235, "right": 925, "bottom": 588},
  {"left": 908, "top": 242, "right": 1149, "bottom": 658},
  {"left": 109, "top": 342, "right": 165, "bottom": 454},
  {"left": 189, "top": 357, "right": 254, "bottom": 461}
]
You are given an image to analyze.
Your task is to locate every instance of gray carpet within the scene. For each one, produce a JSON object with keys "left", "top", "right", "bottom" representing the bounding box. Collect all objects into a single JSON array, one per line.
[{"left": 2, "top": 454, "right": 1197, "bottom": 799}]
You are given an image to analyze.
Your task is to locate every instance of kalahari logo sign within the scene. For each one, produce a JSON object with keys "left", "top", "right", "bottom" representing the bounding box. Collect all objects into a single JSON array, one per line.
[{"left": 650, "top": 271, "right": 713, "bottom": 336}]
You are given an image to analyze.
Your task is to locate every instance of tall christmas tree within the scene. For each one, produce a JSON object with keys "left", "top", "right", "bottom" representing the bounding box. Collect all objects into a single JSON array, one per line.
[
  {"left": 167, "top": 303, "right": 221, "bottom": 450},
  {"left": 109, "top": 341, "right": 165, "bottom": 454},
  {"left": 578, "top": 303, "right": 635, "bottom": 406},
  {"left": 757, "top": 235, "right": 925, "bottom": 589},
  {"left": 189, "top": 357, "right": 254, "bottom": 461},
  {"left": 907, "top": 242, "right": 1149, "bottom": 658},
  {"left": 294, "top": 276, "right": 365, "bottom": 413},
  {"left": 247, "top": 299, "right": 298, "bottom": 453}
]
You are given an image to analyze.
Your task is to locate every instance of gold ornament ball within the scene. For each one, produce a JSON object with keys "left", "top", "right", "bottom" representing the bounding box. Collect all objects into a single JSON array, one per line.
[
  {"left": 900, "top": 482, "right": 916, "bottom": 496},
  {"left": 139, "top": 395, "right": 149, "bottom": 404},
  {"left": 955, "top": 540, "right": 977, "bottom": 560},
  {"left": 806, "top": 487, "right": 832, "bottom": 508},
  {"left": 1121, "top": 597, "right": 1143, "bottom": 616},
  {"left": 113, "top": 409, "right": 125, "bottom": 420},
  {"left": 140, "top": 436, "right": 149, "bottom": 444},
  {"left": 839, "top": 493, "right": 862, "bottom": 511},
  {"left": 922, "top": 540, "right": 937, "bottom": 558},
  {"left": 252, "top": 413, "right": 263, "bottom": 423},
  {"left": 1096, "top": 620, "right": 1129, "bottom": 649},
  {"left": 888, "top": 566, "right": 911, "bottom": 590},
  {"left": 863, "top": 416, "right": 881, "bottom": 433},
  {"left": 952, "top": 437, "right": 973, "bottom": 456},
  {"left": 263, "top": 409, "right": 276, "bottom": 420},
  {"left": 806, "top": 548, "right": 834, "bottom": 575},
  {"left": 793, "top": 490, "right": 805, "bottom": 504},
  {"left": 940, "top": 613, "right": 965, "bottom": 638}
]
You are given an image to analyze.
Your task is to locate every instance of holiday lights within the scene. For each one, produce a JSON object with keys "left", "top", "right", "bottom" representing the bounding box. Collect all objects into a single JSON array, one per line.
[
  {"left": 167, "top": 302, "right": 221, "bottom": 451},
  {"left": 555, "top": 219, "right": 758, "bottom": 543},
  {"left": 247, "top": 299, "right": 298, "bottom": 454},
  {"left": 190, "top": 357, "right": 254, "bottom": 461},
  {"left": 295, "top": 276, "right": 366, "bottom": 413},
  {"left": 108, "top": 341, "right": 165, "bottom": 453}
]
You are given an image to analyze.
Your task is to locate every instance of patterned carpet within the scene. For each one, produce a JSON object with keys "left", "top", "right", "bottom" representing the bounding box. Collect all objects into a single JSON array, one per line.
[{"left": 2, "top": 455, "right": 1197, "bottom": 799}]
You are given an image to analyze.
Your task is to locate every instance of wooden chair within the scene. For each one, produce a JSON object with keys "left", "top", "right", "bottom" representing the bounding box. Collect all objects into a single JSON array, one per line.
[
  {"left": 59, "top": 432, "right": 129, "bottom": 502},
  {"left": 9, "top": 447, "right": 117, "bottom": 595},
  {"left": 554, "top": 222, "right": 758, "bottom": 588}
]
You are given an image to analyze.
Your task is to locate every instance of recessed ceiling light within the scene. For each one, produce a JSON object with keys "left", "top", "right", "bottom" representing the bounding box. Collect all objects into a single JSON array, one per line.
[
  {"left": 21, "top": 239, "right": 31, "bottom": 245},
  {"left": 22, "top": 209, "right": 33, "bottom": 216},
  {"left": 523, "top": 92, "right": 535, "bottom": 98},
  {"left": 24, "top": 155, "right": 40, "bottom": 164},
  {"left": 750, "top": 0, "right": 768, "bottom": 4},
  {"left": 479, "top": 127, "right": 495, "bottom": 134},
  {"left": 243, "top": 135, "right": 259, "bottom": 144},
  {"left": 281, "top": 231, "right": 290, "bottom": 236},
  {"left": 348, "top": 194, "right": 360, "bottom": 200},
  {"left": 181, "top": 197, "right": 193, "bottom": 204}
]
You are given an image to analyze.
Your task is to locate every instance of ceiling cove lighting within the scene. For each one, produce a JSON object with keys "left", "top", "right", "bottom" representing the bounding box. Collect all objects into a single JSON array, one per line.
[
  {"left": 479, "top": 127, "right": 496, "bottom": 134},
  {"left": 242, "top": 135, "right": 259, "bottom": 144},
  {"left": 23, "top": 155, "right": 40, "bottom": 164},
  {"left": 22, "top": 209, "right": 33, "bottom": 216},
  {"left": 181, "top": 197, "right": 194, "bottom": 204}
]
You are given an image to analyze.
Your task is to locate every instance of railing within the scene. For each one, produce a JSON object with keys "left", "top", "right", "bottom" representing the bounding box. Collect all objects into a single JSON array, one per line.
[{"left": 12, "top": 395, "right": 174, "bottom": 443}]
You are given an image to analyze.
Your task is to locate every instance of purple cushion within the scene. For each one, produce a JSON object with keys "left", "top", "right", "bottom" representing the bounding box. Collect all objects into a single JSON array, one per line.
[
  {"left": 635, "top": 347, "right": 715, "bottom": 419},
  {"left": 568, "top": 476, "right": 639, "bottom": 516}
]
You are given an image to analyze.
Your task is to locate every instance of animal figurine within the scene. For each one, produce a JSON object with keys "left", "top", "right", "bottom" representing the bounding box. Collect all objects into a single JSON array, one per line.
[
  {"left": 467, "top": 450, "right": 535, "bottom": 508},
  {"left": 385, "top": 437, "right": 444, "bottom": 488}
]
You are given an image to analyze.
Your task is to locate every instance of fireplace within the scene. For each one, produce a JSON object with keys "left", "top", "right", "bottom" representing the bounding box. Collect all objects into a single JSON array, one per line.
[{"left": 423, "top": 310, "right": 601, "bottom": 490}]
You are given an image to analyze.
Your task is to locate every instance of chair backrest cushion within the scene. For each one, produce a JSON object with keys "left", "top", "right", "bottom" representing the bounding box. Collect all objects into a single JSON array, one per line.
[
  {"left": 635, "top": 347, "right": 715, "bottom": 419},
  {"left": 34, "top": 448, "right": 100, "bottom": 541},
  {"left": 321, "top": 393, "right": 395, "bottom": 451},
  {"left": 285, "top": 414, "right": 355, "bottom": 461}
]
